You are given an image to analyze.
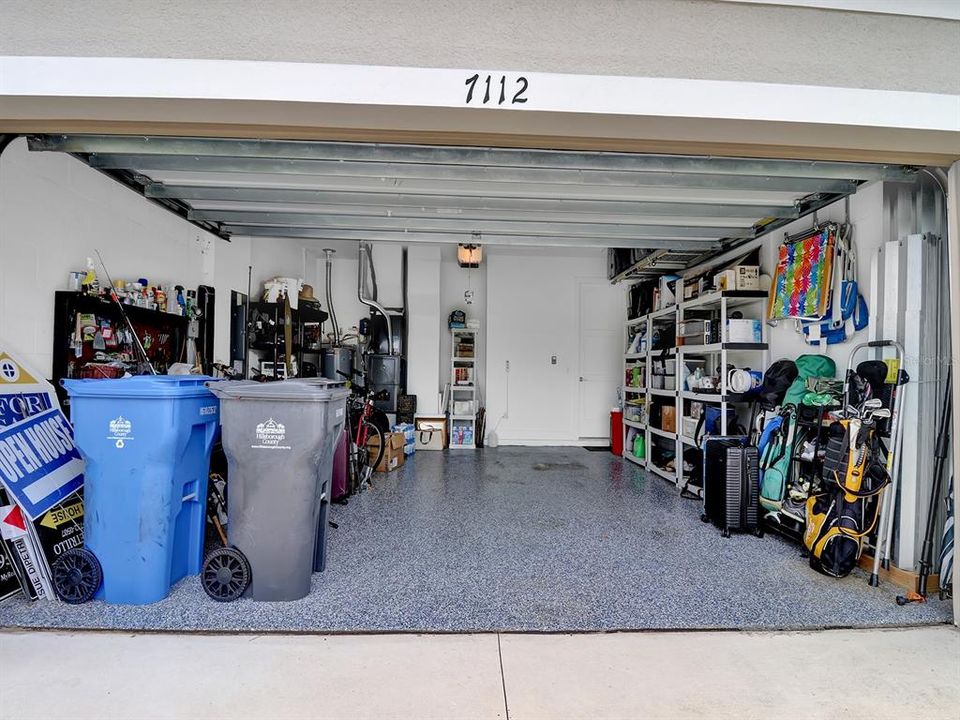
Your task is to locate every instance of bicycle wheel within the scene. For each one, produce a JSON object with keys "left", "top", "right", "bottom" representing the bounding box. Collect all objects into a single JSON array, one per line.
[
  {"left": 364, "top": 421, "right": 385, "bottom": 470},
  {"left": 353, "top": 421, "right": 384, "bottom": 491}
]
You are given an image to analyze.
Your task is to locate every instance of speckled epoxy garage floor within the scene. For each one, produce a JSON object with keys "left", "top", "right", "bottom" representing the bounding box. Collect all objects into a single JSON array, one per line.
[{"left": 0, "top": 447, "right": 952, "bottom": 632}]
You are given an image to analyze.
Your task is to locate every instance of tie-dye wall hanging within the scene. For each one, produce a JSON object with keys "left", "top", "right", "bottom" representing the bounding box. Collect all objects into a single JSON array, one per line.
[{"left": 767, "top": 224, "right": 836, "bottom": 321}]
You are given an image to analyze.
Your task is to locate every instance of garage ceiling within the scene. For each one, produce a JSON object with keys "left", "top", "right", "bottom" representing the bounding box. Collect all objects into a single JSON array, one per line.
[{"left": 27, "top": 134, "right": 917, "bottom": 280}]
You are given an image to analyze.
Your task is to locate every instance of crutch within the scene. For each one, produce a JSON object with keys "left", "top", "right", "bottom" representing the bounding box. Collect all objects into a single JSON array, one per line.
[
  {"left": 878, "top": 421, "right": 905, "bottom": 570},
  {"left": 855, "top": 340, "right": 906, "bottom": 587}
]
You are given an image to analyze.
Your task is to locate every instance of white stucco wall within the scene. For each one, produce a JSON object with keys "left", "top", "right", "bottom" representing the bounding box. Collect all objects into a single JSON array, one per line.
[
  {"left": 0, "top": 0, "right": 956, "bottom": 95},
  {"left": 0, "top": 138, "right": 222, "bottom": 373}
]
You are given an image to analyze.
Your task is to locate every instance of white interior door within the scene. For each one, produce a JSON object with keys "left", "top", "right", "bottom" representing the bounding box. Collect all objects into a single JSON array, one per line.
[{"left": 578, "top": 280, "right": 623, "bottom": 441}]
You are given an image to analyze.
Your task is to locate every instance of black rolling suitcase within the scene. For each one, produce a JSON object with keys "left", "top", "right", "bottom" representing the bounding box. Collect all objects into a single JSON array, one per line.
[{"left": 700, "top": 437, "right": 762, "bottom": 538}]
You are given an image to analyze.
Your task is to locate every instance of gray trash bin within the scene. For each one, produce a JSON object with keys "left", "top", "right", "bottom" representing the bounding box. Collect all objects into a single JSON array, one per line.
[{"left": 206, "top": 379, "right": 349, "bottom": 601}]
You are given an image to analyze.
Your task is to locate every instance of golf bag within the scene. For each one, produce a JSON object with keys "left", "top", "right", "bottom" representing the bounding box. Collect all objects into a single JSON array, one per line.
[
  {"left": 758, "top": 406, "right": 795, "bottom": 514},
  {"left": 803, "top": 419, "right": 889, "bottom": 577},
  {"left": 758, "top": 355, "right": 836, "bottom": 515},
  {"left": 847, "top": 360, "right": 895, "bottom": 435}
]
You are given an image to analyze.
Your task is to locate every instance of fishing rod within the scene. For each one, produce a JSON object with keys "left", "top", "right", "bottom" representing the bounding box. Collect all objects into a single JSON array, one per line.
[{"left": 95, "top": 249, "right": 157, "bottom": 375}]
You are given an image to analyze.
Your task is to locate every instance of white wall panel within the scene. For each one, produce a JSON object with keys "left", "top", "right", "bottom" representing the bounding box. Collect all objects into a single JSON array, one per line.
[
  {"left": 0, "top": 138, "right": 247, "bottom": 372},
  {"left": 211, "top": 234, "right": 251, "bottom": 367},
  {"left": 759, "top": 182, "right": 885, "bottom": 366},
  {"left": 485, "top": 247, "right": 616, "bottom": 445},
  {"left": 406, "top": 245, "right": 442, "bottom": 415}
]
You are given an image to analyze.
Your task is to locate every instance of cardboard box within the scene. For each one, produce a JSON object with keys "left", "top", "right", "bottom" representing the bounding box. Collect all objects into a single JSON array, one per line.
[
  {"left": 414, "top": 415, "right": 447, "bottom": 450},
  {"left": 682, "top": 416, "right": 699, "bottom": 440},
  {"left": 715, "top": 265, "right": 760, "bottom": 291},
  {"left": 368, "top": 431, "right": 406, "bottom": 472},
  {"left": 661, "top": 406, "right": 677, "bottom": 433},
  {"left": 714, "top": 269, "right": 736, "bottom": 292},
  {"left": 734, "top": 265, "right": 760, "bottom": 290}
]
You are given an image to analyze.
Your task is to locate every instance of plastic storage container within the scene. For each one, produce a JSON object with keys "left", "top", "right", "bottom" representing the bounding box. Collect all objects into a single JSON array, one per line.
[
  {"left": 392, "top": 422, "right": 416, "bottom": 456},
  {"left": 206, "top": 379, "right": 349, "bottom": 601},
  {"left": 61, "top": 375, "right": 221, "bottom": 604}
]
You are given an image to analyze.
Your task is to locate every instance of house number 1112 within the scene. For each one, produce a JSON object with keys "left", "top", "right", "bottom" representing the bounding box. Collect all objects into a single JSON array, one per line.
[{"left": 464, "top": 74, "right": 529, "bottom": 106}]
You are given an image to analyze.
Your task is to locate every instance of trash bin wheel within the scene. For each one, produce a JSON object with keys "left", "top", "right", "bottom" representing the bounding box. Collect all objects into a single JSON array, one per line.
[
  {"left": 201, "top": 546, "right": 251, "bottom": 602},
  {"left": 52, "top": 548, "right": 102, "bottom": 604}
]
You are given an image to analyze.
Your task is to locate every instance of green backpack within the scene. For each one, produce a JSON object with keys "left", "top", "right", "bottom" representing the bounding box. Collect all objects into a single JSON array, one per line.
[
  {"left": 759, "top": 355, "right": 836, "bottom": 513},
  {"left": 783, "top": 355, "right": 837, "bottom": 408}
]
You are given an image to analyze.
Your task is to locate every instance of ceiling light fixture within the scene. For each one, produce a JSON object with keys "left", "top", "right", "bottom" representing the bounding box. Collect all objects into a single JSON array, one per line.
[{"left": 458, "top": 242, "right": 482, "bottom": 268}]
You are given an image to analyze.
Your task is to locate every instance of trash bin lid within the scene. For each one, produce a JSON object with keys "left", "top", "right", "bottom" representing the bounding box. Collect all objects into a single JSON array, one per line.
[
  {"left": 62, "top": 375, "right": 221, "bottom": 399},
  {"left": 205, "top": 379, "right": 349, "bottom": 402}
]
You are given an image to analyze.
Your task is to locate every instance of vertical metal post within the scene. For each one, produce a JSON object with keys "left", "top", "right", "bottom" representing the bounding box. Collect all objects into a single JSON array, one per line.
[
  {"left": 244, "top": 265, "right": 252, "bottom": 378},
  {"left": 622, "top": 284, "right": 637, "bottom": 463},
  {"left": 893, "top": 232, "right": 943, "bottom": 570},
  {"left": 645, "top": 314, "right": 651, "bottom": 470},
  {"left": 720, "top": 295, "right": 728, "bottom": 435},
  {"left": 946, "top": 160, "right": 960, "bottom": 625},
  {"left": 675, "top": 300, "right": 682, "bottom": 488}
]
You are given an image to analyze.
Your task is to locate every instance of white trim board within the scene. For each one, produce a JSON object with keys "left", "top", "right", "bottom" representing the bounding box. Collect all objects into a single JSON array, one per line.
[{"left": 1, "top": 56, "right": 957, "bottom": 133}]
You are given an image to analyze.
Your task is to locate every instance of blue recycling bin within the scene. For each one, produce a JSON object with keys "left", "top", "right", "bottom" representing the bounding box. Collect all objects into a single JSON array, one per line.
[{"left": 61, "top": 376, "right": 220, "bottom": 604}]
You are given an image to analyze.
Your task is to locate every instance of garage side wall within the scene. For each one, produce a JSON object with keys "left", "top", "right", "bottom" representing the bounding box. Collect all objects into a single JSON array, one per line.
[
  {"left": 211, "top": 233, "right": 252, "bottom": 368},
  {"left": 759, "top": 182, "right": 885, "bottom": 365},
  {"left": 0, "top": 138, "right": 250, "bottom": 374}
]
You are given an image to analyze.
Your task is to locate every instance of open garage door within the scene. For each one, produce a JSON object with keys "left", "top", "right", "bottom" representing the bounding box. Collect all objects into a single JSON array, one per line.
[
  {"left": 26, "top": 134, "right": 918, "bottom": 278},
  {"left": 0, "top": 130, "right": 954, "bottom": 634}
]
